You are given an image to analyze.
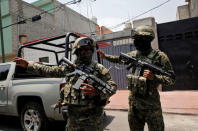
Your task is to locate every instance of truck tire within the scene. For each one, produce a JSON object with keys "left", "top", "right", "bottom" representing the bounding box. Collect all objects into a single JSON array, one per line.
[{"left": 20, "top": 102, "right": 49, "bottom": 131}]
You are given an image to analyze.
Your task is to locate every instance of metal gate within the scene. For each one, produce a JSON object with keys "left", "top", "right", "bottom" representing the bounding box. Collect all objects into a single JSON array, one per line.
[
  {"left": 157, "top": 17, "right": 198, "bottom": 91},
  {"left": 93, "top": 38, "right": 135, "bottom": 89}
]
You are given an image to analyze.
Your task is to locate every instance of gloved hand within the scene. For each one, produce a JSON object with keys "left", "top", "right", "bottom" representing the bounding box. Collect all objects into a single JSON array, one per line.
[
  {"left": 13, "top": 57, "right": 29, "bottom": 68},
  {"left": 54, "top": 98, "right": 63, "bottom": 112},
  {"left": 143, "top": 70, "right": 154, "bottom": 80},
  {"left": 80, "top": 83, "right": 98, "bottom": 96},
  {"left": 97, "top": 49, "right": 105, "bottom": 59}
]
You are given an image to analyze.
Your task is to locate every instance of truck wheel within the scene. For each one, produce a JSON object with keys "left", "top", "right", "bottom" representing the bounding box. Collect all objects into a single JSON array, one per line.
[{"left": 20, "top": 102, "right": 49, "bottom": 131}]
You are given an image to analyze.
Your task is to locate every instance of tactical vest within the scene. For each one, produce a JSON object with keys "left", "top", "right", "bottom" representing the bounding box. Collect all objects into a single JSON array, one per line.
[
  {"left": 134, "top": 49, "right": 160, "bottom": 74},
  {"left": 63, "top": 61, "right": 106, "bottom": 106},
  {"left": 128, "top": 49, "right": 160, "bottom": 95}
]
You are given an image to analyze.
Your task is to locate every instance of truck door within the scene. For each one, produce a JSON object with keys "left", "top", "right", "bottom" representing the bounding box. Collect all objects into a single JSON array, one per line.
[{"left": 0, "top": 63, "right": 13, "bottom": 108}]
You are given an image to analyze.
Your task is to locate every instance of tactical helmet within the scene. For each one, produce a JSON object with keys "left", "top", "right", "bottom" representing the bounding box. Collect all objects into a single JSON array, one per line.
[
  {"left": 72, "top": 37, "right": 94, "bottom": 55},
  {"left": 132, "top": 25, "right": 155, "bottom": 41}
]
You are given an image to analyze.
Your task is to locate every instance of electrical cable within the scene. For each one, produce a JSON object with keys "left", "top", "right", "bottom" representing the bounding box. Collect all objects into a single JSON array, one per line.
[
  {"left": 109, "top": 0, "right": 171, "bottom": 30},
  {"left": 9, "top": 11, "right": 68, "bottom": 35},
  {"left": 1, "top": 0, "right": 81, "bottom": 30},
  {"left": 82, "top": 0, "right": 171, "bottom": 34},
  {"left": 81, "top": 0, "right": 171, "bottom": 35}
]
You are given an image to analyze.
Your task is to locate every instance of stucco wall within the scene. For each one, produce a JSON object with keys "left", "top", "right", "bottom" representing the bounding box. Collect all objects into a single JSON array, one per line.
[
  {"left": 176, "top": 5, "right": 190, "bottom": 20},
  {"left": 8, "top": 0, "right": 97, "bottom": 63},
  {"left": 189, "top": 0, "right": 198, "bottom": 18},
  {"left": 176, "top": 0, "right": 198, "bottom": 20}
]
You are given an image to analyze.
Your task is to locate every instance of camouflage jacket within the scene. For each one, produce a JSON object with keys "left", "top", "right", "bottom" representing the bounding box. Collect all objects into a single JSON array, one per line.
[
  {"left": 27, "top": 61, "right": 117, "bottom": 107},
  {"left": 105, "top": 48, "right": 175, "bottom": 109}
]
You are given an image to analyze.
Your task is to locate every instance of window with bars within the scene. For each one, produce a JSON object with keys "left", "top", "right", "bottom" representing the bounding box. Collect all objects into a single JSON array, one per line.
[{"left": 39, "top": 57, "right": 49, "bottom": 63}]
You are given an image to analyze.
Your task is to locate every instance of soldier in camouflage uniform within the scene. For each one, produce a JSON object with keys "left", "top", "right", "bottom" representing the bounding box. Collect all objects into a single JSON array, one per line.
[
  {"left": 13, "top": 37, "right": 117, "bottom": 131},
  {"left": 97, "top": 25, "right": 175, "bottom": 131}
]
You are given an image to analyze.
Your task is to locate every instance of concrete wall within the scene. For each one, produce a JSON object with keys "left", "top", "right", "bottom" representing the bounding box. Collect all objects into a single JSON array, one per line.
[
  {"left": 32, "top": 0, "right": 54, "bottom": 14},
  {"left": 6, "top": 0, "right": 97, "bottom": 63},
  {"left": 133, "top": 17, "right": 159, "bottom": 49},
  {"left": 95, "top": 29, "right": 131, "bottom": 42},
  {"left": 95, "top": 17, "right": 158, "bottom": 49},
  {"left": 188, "top": 0, "right": 198, "bottom": 18},
  {"left": 176, "top": 5, "right": 190, "bottom": 20},
  {"left": 9, "top": 0, "right": 60, "bottom": 53},
  {"left": 53, "top": 1, "right": 97, "bottom": 35},
  {"left": 176, "top": 0, "right": 198, "bottom": 20}
]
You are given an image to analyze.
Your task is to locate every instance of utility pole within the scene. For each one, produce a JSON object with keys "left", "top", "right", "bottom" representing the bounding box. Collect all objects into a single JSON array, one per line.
[{"left": 0, "top": 0, "right": 5, "bottom": 63}]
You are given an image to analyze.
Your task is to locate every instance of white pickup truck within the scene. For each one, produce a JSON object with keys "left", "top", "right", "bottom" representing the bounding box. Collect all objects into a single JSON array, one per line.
[
  {"left": 0, "top": 62, "right": 65, "bottom": 131},
  {"left": 0, "top": 33, "right": 81, "bottom": 131}
]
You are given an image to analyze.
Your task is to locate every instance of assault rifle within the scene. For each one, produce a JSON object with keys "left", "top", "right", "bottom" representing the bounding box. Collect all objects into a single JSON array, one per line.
[
  {"left": 60, "top": 57, "right": 115, "bottom": 94},
  {"left": 120, "top": 52, "right": 172, "bottom": 77}
]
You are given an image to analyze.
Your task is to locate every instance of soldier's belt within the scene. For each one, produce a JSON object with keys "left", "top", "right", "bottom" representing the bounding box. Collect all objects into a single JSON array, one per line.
[{"left": 68, "top": 104, "right": 97, "bottom": 111}]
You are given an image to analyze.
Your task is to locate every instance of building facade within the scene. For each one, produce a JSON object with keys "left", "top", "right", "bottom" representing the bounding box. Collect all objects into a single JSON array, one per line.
[
  {"left": 0, "top": 0, "right": 98, "bottom": 62},
  {"left": 0, "top": 0, "right": 13, "bottom": 61},
  {"left": 176, "top": 0, "right": 198, "bottom": 20}
]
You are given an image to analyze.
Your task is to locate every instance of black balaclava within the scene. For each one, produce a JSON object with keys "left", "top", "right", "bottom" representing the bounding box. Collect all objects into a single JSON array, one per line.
[
  {"left": 75, "top": 46, "right": 93, "bottom": 65},
  {"left": 134, "top": 35, "right": 152, "bottom": 52}
]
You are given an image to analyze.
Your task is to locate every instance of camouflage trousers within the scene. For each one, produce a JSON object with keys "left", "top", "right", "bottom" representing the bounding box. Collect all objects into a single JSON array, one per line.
[
  {"left": 128, "top": 106, "right": 164, "bottom": 131},
  {"left": 65, "top": 105, "right": 104, "bottom": 131}
]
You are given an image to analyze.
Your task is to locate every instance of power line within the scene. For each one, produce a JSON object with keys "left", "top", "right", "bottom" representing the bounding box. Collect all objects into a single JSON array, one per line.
[
  {"left": 109, "top": 0, "right": 171, "bottom": 30},
  {"left": 86, "top": 0, "right": 94, "bottom": 35},
  {"left": 13, "top": 0, "right": 81, "bottom": 19},
  {"left": 39, "top": 0, "right": 81, "bottom": 15},
  {"left": 1, "top": 0, "right": 81, "bottom": 30},
  {"left": 81, "top": 0, "right": 171, "bottom": 35},
  {"left": 9, "top": 11, "right": 68, "bottom": 33},
  {"left": 9, "top": 0, "right": 96, "bottom": 36},
  {"left": 87, "top": 0, "right": 99, "bottom": 36}
]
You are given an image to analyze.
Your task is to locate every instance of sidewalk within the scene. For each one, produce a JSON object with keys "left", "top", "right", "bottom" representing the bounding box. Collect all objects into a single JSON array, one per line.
[{"left": 105, "top": 90, "right": 198, "bottom": 115}]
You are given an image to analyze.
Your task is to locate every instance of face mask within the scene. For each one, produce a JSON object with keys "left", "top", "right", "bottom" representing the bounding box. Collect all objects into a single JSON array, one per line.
[
  {"left": 134, "top": 37, "right": 151, "bottom": 52},
  {"left": 76, "top": 51, "right": 93, "bottom": 65}
]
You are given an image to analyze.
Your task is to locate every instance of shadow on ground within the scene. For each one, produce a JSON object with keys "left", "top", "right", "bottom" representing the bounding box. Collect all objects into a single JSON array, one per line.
[
  {"left": 0, "top": 115, "right": 66, "bottom": 131},
  {"left": 103, "top": 114, "right": 115, "bottom": 130},
  {"left": 0, "top": 114, "right": 115, "bottom": 131},
  {"left": 0, "top": 115, "right": 21, "bottom": 131}
]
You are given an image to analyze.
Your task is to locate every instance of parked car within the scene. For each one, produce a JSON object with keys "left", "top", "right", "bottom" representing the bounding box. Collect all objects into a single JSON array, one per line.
[
  {"left": 0, "top": 62, "right": 65, "bottom": 131},
  {"left": 0, "top": 33, "right": 80, "bottom": 131}
]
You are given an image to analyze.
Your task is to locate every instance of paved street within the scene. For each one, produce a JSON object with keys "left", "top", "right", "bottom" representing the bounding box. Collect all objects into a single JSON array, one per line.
[
  {"left": 0, "top": 115, "right": 21, "bottom": 131},
  {"left": 104, "top": 110, "right": 198, "bottom": 131},
  {"left": 1, "top": 110, "right": 198, "bottom": 131},
  {"left": 0, "top": 115, "right": 65, "bottom": 131},
  {"left": 1, "top": 90, "right": 198, "bottom": 131}
]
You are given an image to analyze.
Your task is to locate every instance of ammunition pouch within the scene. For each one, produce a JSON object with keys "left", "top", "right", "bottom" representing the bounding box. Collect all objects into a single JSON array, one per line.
[{"left": 127, "top": 75, "right": 147, "bottom": 95}]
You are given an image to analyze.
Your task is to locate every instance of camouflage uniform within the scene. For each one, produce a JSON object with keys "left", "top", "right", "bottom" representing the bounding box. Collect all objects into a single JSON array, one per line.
[
  {"left": 27, "top": 37, "right": 117, "bottom": 131},
  {"left": 104, "top": 26, "right": 175, "bottom": 131}
]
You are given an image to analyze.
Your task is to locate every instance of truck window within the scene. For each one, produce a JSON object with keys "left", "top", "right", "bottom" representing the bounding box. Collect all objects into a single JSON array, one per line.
[
  {"left": 14, "top": 66, "right": 46, "bottom": 79},
  {"left": 0, "top": 64, "right": 11, "bottom": 81},
  {"left": 39, "top": 57, "right": 49, "bottom": 63}
]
